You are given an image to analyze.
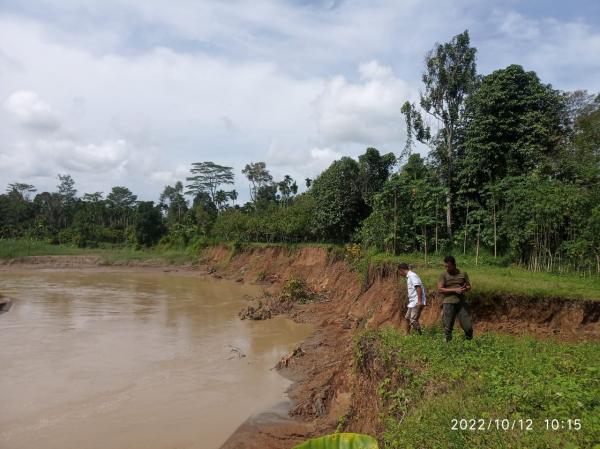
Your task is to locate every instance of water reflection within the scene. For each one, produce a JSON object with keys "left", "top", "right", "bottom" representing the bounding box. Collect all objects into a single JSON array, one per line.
[{"left": 0, "top": 270, "right": 311, "bottom": 449}]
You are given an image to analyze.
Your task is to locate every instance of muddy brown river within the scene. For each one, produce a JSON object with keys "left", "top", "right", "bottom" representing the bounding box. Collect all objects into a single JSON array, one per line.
[{"left": 0, "top": 270, "right": 311, "bottom": 449}]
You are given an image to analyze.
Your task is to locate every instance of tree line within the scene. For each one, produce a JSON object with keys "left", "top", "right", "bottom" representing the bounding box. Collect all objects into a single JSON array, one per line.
[{"left": 1, "top": 30, "right": 598, "bottom": 274}]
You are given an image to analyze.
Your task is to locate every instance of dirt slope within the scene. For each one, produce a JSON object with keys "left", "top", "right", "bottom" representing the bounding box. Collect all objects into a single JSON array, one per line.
[{"left": 208, "top": 246, "right": 600, "bottom": 449}]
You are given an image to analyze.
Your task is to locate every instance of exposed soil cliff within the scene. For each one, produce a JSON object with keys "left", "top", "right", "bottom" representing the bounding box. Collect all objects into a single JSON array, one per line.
[{"left": 204, "top": 245, "right": 600, "bottom": 449}]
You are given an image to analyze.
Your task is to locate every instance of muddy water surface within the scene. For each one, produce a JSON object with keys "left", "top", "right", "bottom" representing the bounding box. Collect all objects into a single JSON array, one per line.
[{"left": 0, "top": 270, "right": 311, "bottom": 449}]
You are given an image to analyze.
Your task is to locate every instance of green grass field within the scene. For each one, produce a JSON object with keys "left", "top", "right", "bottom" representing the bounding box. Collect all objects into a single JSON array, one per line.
[
  {"left": 357, "top": 327, "right": 600, "bottom": 449},
  {"left": 368, "top": 252, "right": 600, "bottom": 301}
]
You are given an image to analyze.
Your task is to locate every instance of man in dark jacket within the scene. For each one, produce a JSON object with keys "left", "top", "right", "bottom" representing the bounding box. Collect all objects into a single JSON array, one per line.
[{"left": 437, "top": 255, "right": 472, "bottom": 342}]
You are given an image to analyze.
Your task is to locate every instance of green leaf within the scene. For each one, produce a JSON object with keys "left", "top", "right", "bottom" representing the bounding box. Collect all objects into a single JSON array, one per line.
[{"left": 293, "top": 433, "right": 379, "bottom": 449}]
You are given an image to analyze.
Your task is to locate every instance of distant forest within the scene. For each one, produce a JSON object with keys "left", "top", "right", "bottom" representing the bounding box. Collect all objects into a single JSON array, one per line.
[{"left": 1, "top": 31, "right": 599, "bottom": 274}]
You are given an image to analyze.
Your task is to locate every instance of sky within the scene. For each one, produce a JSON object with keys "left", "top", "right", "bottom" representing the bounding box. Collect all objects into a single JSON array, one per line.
[{"left": 1, "top": 0, "right": 599, "bottom": 202}]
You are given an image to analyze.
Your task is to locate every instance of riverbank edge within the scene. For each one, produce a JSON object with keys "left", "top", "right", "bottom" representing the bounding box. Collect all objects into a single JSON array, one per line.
[
  {"left": 3, "top": 248, "right": 600, "bottom": 449},
  {"left": 200, "top": 245, "right": 600, "bottom": 449}
]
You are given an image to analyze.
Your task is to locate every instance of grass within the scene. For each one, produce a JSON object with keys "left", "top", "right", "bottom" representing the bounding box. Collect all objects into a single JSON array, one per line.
[
  {"left": 367, "top": 251, "right": 600, "bottom": 301},
  {"left": 357, "top": 327, "right": 600, "bottom": 449},
  {"left": 0, "top": 239, "right": 197, "bottom": 265},
  {"left": 0, "top": 239, "right": 87, "bottom": 259}
]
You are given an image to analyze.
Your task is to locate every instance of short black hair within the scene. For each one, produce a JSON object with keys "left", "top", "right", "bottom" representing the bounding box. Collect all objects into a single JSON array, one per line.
[
  {"left": 444, "top": 255, "right": 456, "bottom": 265},
  {"left": 398, "top": 262, "right": 409, "bottom": 270}
]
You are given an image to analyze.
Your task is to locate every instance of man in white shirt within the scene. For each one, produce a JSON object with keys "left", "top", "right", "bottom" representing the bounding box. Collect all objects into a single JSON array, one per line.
[{"left": 398, "top": 263, "right": 426, "bottom": 335}]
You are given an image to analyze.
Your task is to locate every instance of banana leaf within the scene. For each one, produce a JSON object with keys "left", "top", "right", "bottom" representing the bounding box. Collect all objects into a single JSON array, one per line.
[{"left": 293, "top": 433, "right": 379, "bottom": 449}]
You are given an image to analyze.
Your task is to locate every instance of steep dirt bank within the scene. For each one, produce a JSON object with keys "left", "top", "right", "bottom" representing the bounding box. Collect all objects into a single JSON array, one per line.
[{"left": 205, "top": 245, "right": 600, "bottom": 449}]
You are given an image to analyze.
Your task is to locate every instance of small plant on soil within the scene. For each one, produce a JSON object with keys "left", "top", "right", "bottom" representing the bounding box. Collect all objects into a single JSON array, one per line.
[{"left": 280, "top": 277, "right": 316, "bottom": 304}]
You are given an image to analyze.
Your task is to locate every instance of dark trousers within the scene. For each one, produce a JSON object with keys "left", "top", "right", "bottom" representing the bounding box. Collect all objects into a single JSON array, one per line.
[{"left": 443, "top": 301, "right": 473, "bottom": 341}]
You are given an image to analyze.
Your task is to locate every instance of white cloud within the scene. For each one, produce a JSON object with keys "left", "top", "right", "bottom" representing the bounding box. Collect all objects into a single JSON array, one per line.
[
  {"left": 265, "top": 140, "right": 342, "bottom": 176},
  {"left": 479, "top": 10, "right": 600, "bottom": 91},
  {"left": 0, "top": 1, "right": 599, "bottom": 201},
  {"left": 313, "top": 60, "right": 414, "bottom": 146},
  {"left": 4, "top": 90, "right": 61, "bottom": 132}
]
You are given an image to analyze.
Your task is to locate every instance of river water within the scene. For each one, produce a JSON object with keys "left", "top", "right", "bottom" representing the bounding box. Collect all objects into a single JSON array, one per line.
[{"left": 0, "top": 270, "right": 311, "bottom": 449}]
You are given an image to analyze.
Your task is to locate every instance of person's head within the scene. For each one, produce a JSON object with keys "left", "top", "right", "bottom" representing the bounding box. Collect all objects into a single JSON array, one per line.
[
  {"left": 444, "top": 255, "right": 457, "bottom": 272},
  {"left": 398, "top": 262, "right": 409, "bottom": 277}
]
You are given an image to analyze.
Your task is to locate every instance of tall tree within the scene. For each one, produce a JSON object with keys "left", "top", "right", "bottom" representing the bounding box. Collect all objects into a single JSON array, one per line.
[
  {"left": 277, "top": 175, "right": 298, "bottom": 206},
  {"left": 459, "top": 64, "right": 566, "bottom": 190},
  {"left": 567, "top": 93, "right": 600, "bottom": 183},
  {"left": 242, "top": 162, "right": 273, "bottom": 202},
  {"left": 159, "top": 181, "right": 188, "bottom": 224},
  {"left": 358, "top": 147, "right": 396, "bottom": 205},
  {"left": 57, "top": 174, "right": 77, "bottom": 205},
  {"left": 310, "top": 157, "right": 367, "bottom": 241},
  {"left": 135, "top": 201, "right": 166, "bottom": 247},
  {"left": 186, "top": 162, "right": 234, "bottom": 203},
  {"left": 403, "top": 30, "right": 478, "bottom": 240},
  {"left": 7, "top": 183, "right": 36, "bottom": 201},
  {"left": 214, "top": 189, "right": 237, "bottom": 211},
  {"left": 106, "top": 186, "right": 137, "bottom": 228}
]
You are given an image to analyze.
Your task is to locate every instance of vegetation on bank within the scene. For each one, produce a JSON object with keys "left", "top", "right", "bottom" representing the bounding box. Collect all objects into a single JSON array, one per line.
[
  {"left": 363, "top": 250, "right": 600, "bottom": 301},
  {"left": 1, "top": 31, "right": 599, "bottom": 276},
  {"left": 356, "top": 328, "right": 600, "bottom": 449}
]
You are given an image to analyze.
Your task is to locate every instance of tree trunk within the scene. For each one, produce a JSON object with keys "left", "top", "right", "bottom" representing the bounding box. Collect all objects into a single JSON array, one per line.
[
  {"left": 475, "top": 222, "right": 481, "bottom": 266},
  {"left": 393, "top": 191, "right": 398, "bottom": 255},
  {"left": 423, "top": 225, "right": 428, "bottom": 263},
  {"left": 435, "top": 200, "right": 439, "bottom": 253},
  {"left": 446, "top": 131, "right": 453, "bottom": 242},
  {"left": 446, "top": 190, "right": 452, "bottom": 241},
  {"left": 493, "top": 197, "right": 497, "bottom": 258},
  {"left": 463, "top": 202, "right": 469, "bottom": 255}
]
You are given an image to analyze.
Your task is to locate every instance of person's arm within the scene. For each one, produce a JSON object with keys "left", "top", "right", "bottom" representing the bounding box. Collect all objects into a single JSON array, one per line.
[
  {"left": 461, "top": 272, "right": 471, "bottom": 293},
  {"left": 415, "top": 285, "right": 424, "bottom": 307},
  {"left": 437, "top": 278, "right": 463, "bottom": 294}
]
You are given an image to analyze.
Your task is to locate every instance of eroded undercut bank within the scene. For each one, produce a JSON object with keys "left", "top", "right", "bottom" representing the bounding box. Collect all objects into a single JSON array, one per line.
[{"left": 206, "top": 245, "right": 600, "bottom": 449}]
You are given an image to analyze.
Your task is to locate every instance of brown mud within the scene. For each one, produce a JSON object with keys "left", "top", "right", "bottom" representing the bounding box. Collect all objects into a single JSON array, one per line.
[{"left": 3, "top": 249, "right": 600, "bottom": 448}]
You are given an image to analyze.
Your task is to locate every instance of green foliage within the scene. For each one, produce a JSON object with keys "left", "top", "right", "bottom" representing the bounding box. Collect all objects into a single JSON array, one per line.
[
  {"left": 460, "top": 64, "right": 566, "bottom": 189},
  {"left": 280, "top": 277, "right": 315, "bottom": 304},
  {"left": 358, "top": 166, "right": 446, "bottom": 256},
  {"left": 358, "top": 328, "right": 600, "bottom": 449},
  {"left": 211, "top": 194, "right": 316, "bottom": 243},
  {"left": 407, "top": 29, "right": 478, "bottom": 239},
  {"left": 293, "top": 433, "right": 378, "bottom": 449},
  {"left": 242, "top": 161, "right": 273, "bottom": 202},
  {"left": 159, "top": 181, "right": 188, "bottom": 225},
  {"left": 185, "top": 161, "right": 234, "bottom": 203},
  {"left": 134, "top": 201, "right": 166, "bottom": 247},
  {"left": 358, "top": 148, "right": 396, "bottom": 205},
  {"left": 311, "top": 157, "right": 367, "bottom": 242}
]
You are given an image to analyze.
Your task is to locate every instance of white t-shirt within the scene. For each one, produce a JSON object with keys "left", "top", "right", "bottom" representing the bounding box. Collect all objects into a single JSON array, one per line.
[{"left": 406, "top": 270, "right": 426, "bottom": 308}]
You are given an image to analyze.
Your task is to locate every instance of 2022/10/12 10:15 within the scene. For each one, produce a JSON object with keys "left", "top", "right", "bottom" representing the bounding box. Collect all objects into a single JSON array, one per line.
[{"left": 451, "top": 418, "right": 582, "bottom": 431}]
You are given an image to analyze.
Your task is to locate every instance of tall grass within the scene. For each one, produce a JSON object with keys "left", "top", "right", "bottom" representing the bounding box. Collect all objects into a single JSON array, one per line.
[{"left": 357, "top": 327, "right": 600, "bottom": 449}]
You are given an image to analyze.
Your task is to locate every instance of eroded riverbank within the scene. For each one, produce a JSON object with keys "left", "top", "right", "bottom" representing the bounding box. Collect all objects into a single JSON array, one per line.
[
  {"left": 0, "top": 269, "right": 311, "bottom": 449},
  {"left": 3, "top": 250, "right": 600, "bottom": 449}
]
